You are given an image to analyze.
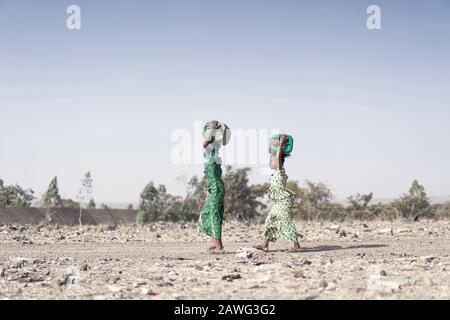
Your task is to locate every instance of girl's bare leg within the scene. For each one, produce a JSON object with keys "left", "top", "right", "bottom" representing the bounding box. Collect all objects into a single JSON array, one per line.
[
  {"left": 214, "top": 238, "right": 224, "bottom": 251},
  {"left": 208, "top": 237, "right": 216, "bottom": 250},
  {"left": 254, "top": 239, "right": 269, "bottom": 251}
]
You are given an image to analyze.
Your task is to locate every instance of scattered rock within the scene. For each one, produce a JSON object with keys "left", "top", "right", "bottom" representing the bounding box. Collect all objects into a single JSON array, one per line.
[
  {"left": 302, "top": 259, "right": 312, "bottom": 266},
  {"left": 111, "top": 277, "right": 121, "bottom": 283},
  {"left": 80, "top": 263, "right": 90, "bottom": 271},
  {"left": 424, "top": 256, "right": 437, "bottom": 264},
  {"left": 378, "top": 228, "right": 394, "bottom": 235},
  {"left": 235, "top": 248, "right": 254, "bottom": 259},
  {"left": 157, "top": 282, "right": 174, "bottom": 287},
  {"left": 141, "top": 288, "right": 158, "bottom": 296},
  {"left": 133, "top": 281, "right": 147, "bottom": 288},
  {"left": 58, "top": 273, "right": 77, "bottom": 286},
  {"left": 248, "top": 285, "right": 265, "bottom": 289},
  {"left": 107, "top": 224, "right": 117, "bottom": 231},
  {"left": 253, "top": 263, "right": 282, "bottom": 272},
  {"left": 319, "top": 280, "right": 328, "bottom": 288},
  {"left": 382, "top": 277, "right": 411, "bottom": 290},
  {"left": 293, "top": 271, "right": 305, "bottom": 279},
  {"left": 222, "top": 274, "right": 241, "bottom": 282},
  {"left": 11, "top": 236, "right": 30, "bottom": 242}
]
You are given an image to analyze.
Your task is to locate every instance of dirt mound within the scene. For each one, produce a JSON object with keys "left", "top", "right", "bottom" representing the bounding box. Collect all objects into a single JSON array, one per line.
[{"left": 0, "top": 208, "right": 136, "bottom": 226}]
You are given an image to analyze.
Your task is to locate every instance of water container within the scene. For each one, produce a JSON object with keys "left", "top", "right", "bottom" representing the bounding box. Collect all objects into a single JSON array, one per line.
[
  {"left": 269, "top": 134, "right": 294, "bottom": 155},
  {"left": 202, "top": 121, "right": 231, "bottom": 146}
]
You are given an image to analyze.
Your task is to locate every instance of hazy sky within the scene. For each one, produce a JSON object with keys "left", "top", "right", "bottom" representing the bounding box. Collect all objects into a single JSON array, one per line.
[{"left": 1, "top": 0, "right": 450, "bottom": 204}]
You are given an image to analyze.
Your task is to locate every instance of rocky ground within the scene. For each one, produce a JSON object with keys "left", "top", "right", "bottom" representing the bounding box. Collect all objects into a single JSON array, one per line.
[{"left": 0, "top": 220, "right": 449, "bottom": 300}]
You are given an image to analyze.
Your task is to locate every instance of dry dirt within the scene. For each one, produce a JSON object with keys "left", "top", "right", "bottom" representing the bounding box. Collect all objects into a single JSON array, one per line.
[{"left": 1, "top": 220, "right": 449, "bottom": 300}]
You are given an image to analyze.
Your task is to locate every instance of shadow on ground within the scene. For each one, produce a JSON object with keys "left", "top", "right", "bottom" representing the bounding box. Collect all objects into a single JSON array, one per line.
[
  {"left": 300, "top": 244, "right": 387, "bottom": 253},
  {"left": 263, "top": 244, "right": 388, "bottom": 253}
]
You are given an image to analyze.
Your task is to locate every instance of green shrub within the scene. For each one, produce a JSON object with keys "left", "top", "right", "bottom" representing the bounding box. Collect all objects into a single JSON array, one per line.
[{"left": 136, "top": 210, "right": 151, "bottom": 225}]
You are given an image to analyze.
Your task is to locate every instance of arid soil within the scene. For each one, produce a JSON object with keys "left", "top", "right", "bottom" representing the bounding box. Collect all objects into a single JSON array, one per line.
[{"left": 1, "top": 220, "right": 449, "bottom": 300}]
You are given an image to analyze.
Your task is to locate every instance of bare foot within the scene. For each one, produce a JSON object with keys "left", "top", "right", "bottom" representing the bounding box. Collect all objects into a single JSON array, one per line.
[
  {"left": 286, "top": 243, "right": 301, "bottom": 253},
  {"left": 254, "top": 244, "right": 269, "bottom": 252},
  {"left": 210, "top": 247, "right": 225, "bottom": 254}
]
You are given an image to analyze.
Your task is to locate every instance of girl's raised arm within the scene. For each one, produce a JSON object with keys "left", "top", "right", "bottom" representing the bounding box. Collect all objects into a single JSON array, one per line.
[{"left": 277, "top": 134, "right": 287, "bottom": 169}]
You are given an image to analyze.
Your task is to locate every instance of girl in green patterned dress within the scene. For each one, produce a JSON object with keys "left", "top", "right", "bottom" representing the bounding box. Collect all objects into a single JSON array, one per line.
[
  {"left": 198, "top": 121, "right": 225, "bottom": 253},
  {"left": 255, "top": 134, "right": 300, "bottom": 252}
]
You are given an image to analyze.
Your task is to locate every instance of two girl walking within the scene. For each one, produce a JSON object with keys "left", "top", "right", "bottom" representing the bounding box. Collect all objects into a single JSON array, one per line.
[{"left": 197, "top": 120, "right": 300, "bottom": 253}]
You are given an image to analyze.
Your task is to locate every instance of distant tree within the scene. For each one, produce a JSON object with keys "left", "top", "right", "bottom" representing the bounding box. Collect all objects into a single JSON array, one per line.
[
  {"left": 127, "top": 203, "right": 134, "bottom": 210},
  {"left": 222, "top": 166, "right": 266, "bottom": 220},
  {"left": 163, "top": 195, "right": 185, "bottom": 222},
  {"left": 87, "top": 199, "right": 96, "bottom": 209},
  {"left": 137, "top": 181, "right": 199, "bottom": 224},
  {"left": 0, "top": 179, "right": 35, "bottom": 208},
  {"left": 181, "top": 175, "right": 206, "bottom": 221},
  {"left": 392, "top": 180, "right": 431, "bottom": 221},
  {"left": 100, "top": 203, "right": 110, "bottom": 209},
  {"left": 77, "top": 171, "right": 93, "bottom": 226},
  {"left": 292, "top": 180, "right": 334, "bottom": 221},
  {"left": 286, "top": 180, "right": 303, "bottom": 217},
  {"left": 135, "top": 210, "right": 150, "bottom": 225},
  {"left": 42, "top": 176, "right": 63, "bottom": 218},
  {"left": 137, "top": 182, "right": 165, "bottom": 223},
  {"left": 62, "top": 198, "right": 80, "bottom": 208},
  {"left": 367, "top": 202, "right": 396, "bottom": 221},
  {"left": 346, "top": 192, "right": 373, "bottom": 219},
  {"left": 434, "top": 202, "right": 450, "bottom": 219}
]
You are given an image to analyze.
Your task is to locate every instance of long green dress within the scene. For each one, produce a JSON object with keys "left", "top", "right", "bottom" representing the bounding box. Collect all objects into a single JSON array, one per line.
[
  {"left": 263, "top": 168, "right": 298, "bottom": 242},
  {"left": 198, "top": 162, "right": 225, "bottom": 239}
]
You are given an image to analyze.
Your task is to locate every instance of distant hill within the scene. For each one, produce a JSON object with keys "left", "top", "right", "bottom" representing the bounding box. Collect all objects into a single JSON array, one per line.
[
  {"left": 429, "top": 196, "right": 450, "bottom": 204},
  {"left": 100, "top": 197, "right": 450, "bottom": 209},
  {"left": 330, "top": 196, "right": 450, "bottom": 206},
  {"left": 98, "top": 202, "right": 140, "bottom": 209}
]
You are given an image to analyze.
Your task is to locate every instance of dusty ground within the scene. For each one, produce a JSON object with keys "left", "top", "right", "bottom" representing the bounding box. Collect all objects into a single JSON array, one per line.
[{"left": 1, "top": 220, "right": 449, "bottom": 300}]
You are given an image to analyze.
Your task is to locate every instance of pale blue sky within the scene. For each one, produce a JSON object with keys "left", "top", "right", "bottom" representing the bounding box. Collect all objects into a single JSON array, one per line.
[{"left": 1, "top": 0, "right": 450, "bottom": 203}]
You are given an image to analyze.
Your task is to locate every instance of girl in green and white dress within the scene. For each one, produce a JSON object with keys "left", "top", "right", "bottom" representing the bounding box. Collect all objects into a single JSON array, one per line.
[{"left": 255, "top": 134, "right": 300, "bottom": 252}]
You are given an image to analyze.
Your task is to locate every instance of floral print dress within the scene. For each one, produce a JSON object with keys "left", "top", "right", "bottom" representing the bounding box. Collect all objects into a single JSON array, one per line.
[{"left": 263, "top": 168, "right": 298, "bottom": 242}]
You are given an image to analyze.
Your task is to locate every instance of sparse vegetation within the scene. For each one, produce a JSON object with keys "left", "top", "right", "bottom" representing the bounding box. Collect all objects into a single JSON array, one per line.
[
  {"left": 0, "top": 179, "right": 35, "bottom": 208},
  {"left": 41, "top": 176, "right": 63, "bottom": 218},
  {"left": 78, "top": 171, "right": 94, "bottom": 226},
  {"left": 135, "top": 169, "right": 446, "bottom": 224},
  {"left": 0, "top": 172, "right": 448, "bottom": 223}
]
